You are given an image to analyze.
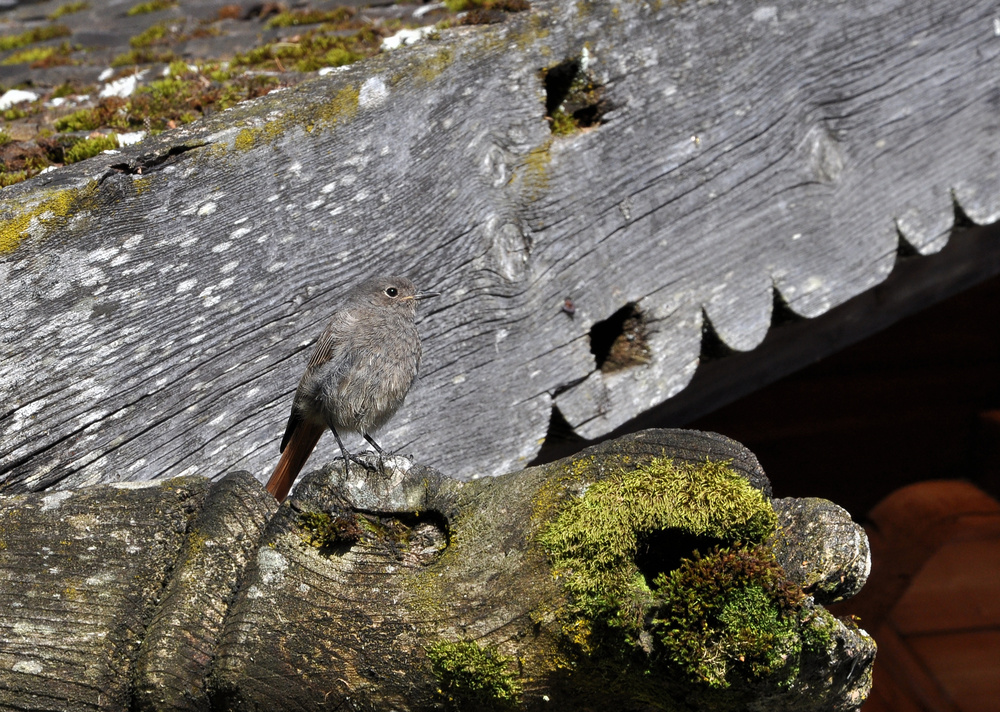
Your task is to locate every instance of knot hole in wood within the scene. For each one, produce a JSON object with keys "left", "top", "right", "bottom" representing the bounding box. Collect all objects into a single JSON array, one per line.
[
  {"left": 541, "top": 52, "right": 610, "bottom": 136},
  {"left": 590, "top": 303, "right": 652, "bottom": 373},
  {"left": 634, "top": 528, "right": 727, "bottom": 584}
]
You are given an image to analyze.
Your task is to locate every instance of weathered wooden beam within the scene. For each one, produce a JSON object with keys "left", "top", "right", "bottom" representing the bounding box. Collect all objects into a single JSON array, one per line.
[
  {"left": 2, "top": 0, "right": 997, "bottom": 490},
  {"left": 0, "top": 430, "right": 875, "bottom": 711},
  {"left": 588, "top": 220, "right": 1000, "bottom": 444}
]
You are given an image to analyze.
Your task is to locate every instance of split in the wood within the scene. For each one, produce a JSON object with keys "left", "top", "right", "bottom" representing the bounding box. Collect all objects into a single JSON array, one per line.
[
  {"left": 541, "top": 52, "right": 609, "bottom": 135},
  {"left": 104, "top": 141, "right": 209, "bottom": 178}
]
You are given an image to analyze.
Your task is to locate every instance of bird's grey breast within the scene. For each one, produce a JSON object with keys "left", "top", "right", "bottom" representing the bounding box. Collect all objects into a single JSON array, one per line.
[{"left": 314, "top": 307, "right": 421, "bottom": 432}]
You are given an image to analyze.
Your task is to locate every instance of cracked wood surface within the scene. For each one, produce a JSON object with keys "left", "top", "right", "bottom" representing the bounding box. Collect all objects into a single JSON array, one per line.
[{"left": 2, "top": 0, "right": 999, "bottom": 490}]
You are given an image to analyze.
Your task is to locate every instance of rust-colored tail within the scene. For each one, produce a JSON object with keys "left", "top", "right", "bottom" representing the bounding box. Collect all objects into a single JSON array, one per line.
[{"left": 266, "top": 421, "right": 325, "bottom": 502}]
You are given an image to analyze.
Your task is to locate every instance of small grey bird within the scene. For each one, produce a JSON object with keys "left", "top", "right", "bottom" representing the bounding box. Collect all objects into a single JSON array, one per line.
[{"left": 266, "top": 275, "right": 438, "bottom": 501}]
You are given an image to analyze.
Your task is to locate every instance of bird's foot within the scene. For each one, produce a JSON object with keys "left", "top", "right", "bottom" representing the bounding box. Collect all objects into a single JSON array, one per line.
[
  {"left": 350, "top": 452, "right": 383, "bottom": 474},
  {"left": 352, "top": 451, "right": 413, "bottom": 478}
]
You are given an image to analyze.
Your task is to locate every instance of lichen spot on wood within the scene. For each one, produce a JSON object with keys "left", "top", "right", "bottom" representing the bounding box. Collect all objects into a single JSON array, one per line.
[
  {"left": 229, "top": 85, "right": 359, "bottom": 151},
  {"left": 298, "top": 510, "right": 363, "bottom": 552},
  {"left": 590, "top": 303, "right": 651, "bottom": 372},
  {"left": 0, "top": 181, "right": 100, "bottom": 255},
  {"left": 425, "top": 639, "right": 522, "bottom": 710}
]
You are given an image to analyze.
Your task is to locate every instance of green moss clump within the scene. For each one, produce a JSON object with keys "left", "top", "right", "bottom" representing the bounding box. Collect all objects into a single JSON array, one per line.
[
  {"left": 48, "top": 2, "right": 89, "bottom": 20},
  {"left": 55, "top": 71, "right": 280, "bottom": 134},
  {"left": 131, "top": 76, "right": 200, "bottom": 123},
  {"left": 64, "top": 133, "right": 118, "bottom": 164},
  {"left": 426, "top": 640, "right": 522, "bottom": 710},
  {"left": 54, "top": 107, "right": 102, "bottom": 132},
  {"left": 111, "top": 47, "right": 176, "bottom": 67},
  {"left": 126, "top": 0, "right": 176, "bottom": 15},
  {"left": 549, "top": 109, "right": 578, "bottom": 135},
  {"left": 2, "top": 45, "right": 56, "bottom": 66},
  {"left": 652, "top": 546, "right": 806, "bottom": 687},
  {"left": 531, "top": 454, "right": 834, "bottom": 696},
  {"left": 0, "top": 25, "right": 72, "bottom": 52},
  {"left": 0, "top": 170, "right": 28, "bottom": 188},
  {"left": 129, "top": 23, "right": 167, "bottom": 48},
  {"left": 538, "top": 457, "right": 777, "bottom": 636},
  {"left": 109, "top": 47, "right": 169, "bottom": 67},
  {"left": 265, "top": 8, "right": 355, "bottom": 29},
  {"left": 298, "top": 510, "right": 363, "bottom": 549},
  {"left": 2, "top": 41, "right": 76, "bottom": 67},
  {"left": 167, "top": 59, "right": 190, "bottom": 76},
  {"left": 231, "top": 27, "right": 382, "bottom": 73}
]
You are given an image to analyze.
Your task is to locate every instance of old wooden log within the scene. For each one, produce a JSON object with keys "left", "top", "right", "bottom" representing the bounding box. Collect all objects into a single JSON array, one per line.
[
  {"left": 0, "top": 429, "right": 875, "bottom": 711},
  {"left": 0, "top": 471, "right": 275, "bottom": 710},
  {"left": 2, "top": 0, "right": 998, "bottom": 490}
]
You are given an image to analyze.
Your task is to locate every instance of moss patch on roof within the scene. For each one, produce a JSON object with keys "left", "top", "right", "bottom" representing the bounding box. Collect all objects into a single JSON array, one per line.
[{"left": 0, "top": 25, "right": 72, "bottom": 52}]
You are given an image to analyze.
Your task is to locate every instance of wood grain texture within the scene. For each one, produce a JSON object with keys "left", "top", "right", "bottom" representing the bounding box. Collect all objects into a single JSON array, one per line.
[
  {"left": 0, "top": 477, "right": 207, "bottom": 710},
  {"left": 2, "top": 0, "right": 998, "bottom": 489},
  {"left": 133, "top": 473, "right": 278, "bottom": 712}
]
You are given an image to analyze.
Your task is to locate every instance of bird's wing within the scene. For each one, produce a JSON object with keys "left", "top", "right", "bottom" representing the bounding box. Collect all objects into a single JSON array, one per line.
[
  {"left": 280, "top": 317, "right": 355, "bottom": 452},
  {"left": 306, "top": 320, "right": 338, "bottom": 370},
  {"left": 279, "top": 322, "right": 336, "bottom": 452},
  {"left": 279, "top": 403, "right": 302, "bottom": 453}
]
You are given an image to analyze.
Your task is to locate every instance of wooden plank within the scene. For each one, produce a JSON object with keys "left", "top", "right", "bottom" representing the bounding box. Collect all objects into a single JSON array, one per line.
[
  {"left": 613, "top": 223, "right": 1000, "bottom": 439},
  {"left": 0, "top": 478, "right": 208, "bottom": 709},
  {"left": 2, "top": 0, "right": 999, "bottom": 489}
]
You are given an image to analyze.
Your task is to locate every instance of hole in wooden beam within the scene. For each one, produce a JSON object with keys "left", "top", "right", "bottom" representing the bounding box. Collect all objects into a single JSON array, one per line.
[
  {"left": 634, "top": 528, "right": 726, "bottom": 585},
  {"left": 541, "top": 55, "right": 609, "bottom": 135},
  {"left": 590, "top": 303, "right": 651, "bottom": 373}
]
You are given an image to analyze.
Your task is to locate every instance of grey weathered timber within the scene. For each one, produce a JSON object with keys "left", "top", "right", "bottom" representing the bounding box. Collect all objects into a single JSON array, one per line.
[
  {"left": 2, "top": 0, "right": 999, "bottom": 490},
  {"left": 770, "top": 497, "right": 871, "bottom": 605},
  {"left": 616, "top": 220, "right": 1000, "bottom": 437},
  {"left": 0, "top": 476, "right": 211, "bottom": 709},
  {"left": 0, "top": 429, "right": 876, "bottom": 711},
  {"left": 133, "top": 473, "right": 277, "bottom": 712}
]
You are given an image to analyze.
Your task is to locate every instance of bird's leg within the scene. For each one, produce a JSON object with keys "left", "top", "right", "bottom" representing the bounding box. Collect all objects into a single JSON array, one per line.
[
  {"left": 328, "top": 423, "right": 352, "bottom": 479},
  {"left": 363, "top": 433, "right": 387, "bottom": 474},
  {"left": 363, "top": 433, "right": 385, "bottom": 455}
]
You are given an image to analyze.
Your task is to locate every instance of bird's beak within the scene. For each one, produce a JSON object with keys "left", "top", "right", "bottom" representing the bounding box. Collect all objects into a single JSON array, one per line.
[{"left": 409, "top": 291, "right": 441, "bottom": 301}]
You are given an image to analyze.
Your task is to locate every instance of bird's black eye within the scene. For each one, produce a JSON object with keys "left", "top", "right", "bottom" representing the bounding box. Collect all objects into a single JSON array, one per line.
[{"left": 385, "top": 287, "right": 398, "bottom": 298}]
